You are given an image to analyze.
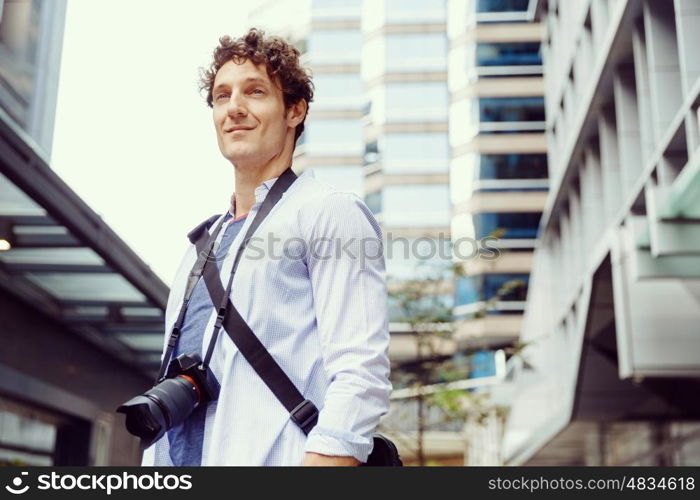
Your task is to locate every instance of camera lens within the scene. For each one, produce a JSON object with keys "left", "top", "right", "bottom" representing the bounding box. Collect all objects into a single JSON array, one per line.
[{"left": 117, "top": 374, "right": 201, "bottom": 448}]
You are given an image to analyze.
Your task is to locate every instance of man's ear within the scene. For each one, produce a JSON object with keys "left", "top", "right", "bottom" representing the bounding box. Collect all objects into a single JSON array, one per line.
[{"left": 286, "top": 99, "right": 307, "bottom": 128}]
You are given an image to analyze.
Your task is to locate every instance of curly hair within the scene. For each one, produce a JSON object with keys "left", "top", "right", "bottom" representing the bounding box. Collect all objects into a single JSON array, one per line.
[{"left": 198, "top": 27, "right": 314, "bottom": 144}]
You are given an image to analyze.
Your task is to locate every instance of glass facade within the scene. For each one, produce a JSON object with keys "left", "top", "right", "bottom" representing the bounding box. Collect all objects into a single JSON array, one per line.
[
  {"left": 312, "top": 74, "right": 364, "bottom": 110},
  {"left": 472, "top": 212, "right": 542, "bottom": 239},
  {"left": 388, "top": 292, "right": 454, "bottom": 323},
  {"left": 311, "top": 0, "right": 362, "bottom": 20},
  {"left": 365, "top": 185, "right": 451, "bottom": 227},
  {"left": 379, "top": 133, "right": 449, "bottom": 173},
  {"left": 385, "top": 0, "right": 446, "bottom": 24},
  {"left": 307, "top": 30, "right": 362, "bottom": 64},
  {"left": 0, "top": 0, "right": 41, "bottom": 128},
  {"left": 386, "top": 33, "right": 447, "bottom": 72},
  {"left": 0, "top": 404, "right": 57, "bottom": 466},
  {"left": 478, "top": 154, "right": 548, "bottom": 180},
  {"left": 476, "top": 0, "right": 530, "bottom": 12},
  {"left": 379, "top": 82, "right": 448, "bottom": 123},
  {"left": 478, "top": 97, "right": 545, "bottom": 122},
  {"left": 303, "top": 119, "right": 364, "bottom": 156},
  {"left": 385, "top": 237, "right": 453, "bottom": 280},
  {"left": 476, "top": 42, "right": 541, "bottom": 67},
  {"left": 365, "top": 190, "right": 382, "bottom": 215},
  {"left": 455, "top": 273, "right": 529, "bottom": 306},
  {"left": 0, "top": 0, "right": 65, "bottom": 154}
]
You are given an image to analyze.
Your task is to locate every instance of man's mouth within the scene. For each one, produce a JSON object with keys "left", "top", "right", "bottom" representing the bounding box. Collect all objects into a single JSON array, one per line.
[{"left": 225, "top": 126, "right": 254, "bottom": 133}]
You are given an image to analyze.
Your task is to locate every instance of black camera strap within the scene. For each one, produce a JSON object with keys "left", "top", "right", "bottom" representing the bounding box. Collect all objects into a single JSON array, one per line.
[
  {"left": 155, "top": 166, "right": 299, "bottom": 384},
  {"left": 156, "top": 215, "right": 226, "bottom": 382},
  {"left": 195, "top": 168, "right": 320, "bottom": 435}
]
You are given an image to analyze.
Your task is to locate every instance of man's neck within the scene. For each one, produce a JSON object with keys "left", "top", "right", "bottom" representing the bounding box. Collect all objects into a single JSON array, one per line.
[{"left": 232, "top": 160, "right": 290, "bottom": 218}]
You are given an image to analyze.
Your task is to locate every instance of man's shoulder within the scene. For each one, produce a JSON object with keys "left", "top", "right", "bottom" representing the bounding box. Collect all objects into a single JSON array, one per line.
[
  {"left": 293, "top": 171, "right": 364, "bottom": 211},
  {"left": 292, "top": 172, "right": 381, "bottom": 237}
]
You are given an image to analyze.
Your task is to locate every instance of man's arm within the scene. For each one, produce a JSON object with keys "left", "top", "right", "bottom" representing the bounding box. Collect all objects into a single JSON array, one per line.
[
  {"left": 301, "top": 452, "right": 360, "bottom": 466},
  {"left": 301, "top": 192, "right": 392, "bottom": 466}
]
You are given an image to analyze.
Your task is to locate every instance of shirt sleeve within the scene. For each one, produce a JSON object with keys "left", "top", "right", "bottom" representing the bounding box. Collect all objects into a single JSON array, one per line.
[{"left": 301, "top": 191, "right": 392, "bottom": 462}]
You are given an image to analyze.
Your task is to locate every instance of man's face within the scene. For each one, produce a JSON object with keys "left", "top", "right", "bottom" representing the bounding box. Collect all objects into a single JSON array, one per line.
[{"left": 212, "top": 58, "right": 291, "bottom": 166}]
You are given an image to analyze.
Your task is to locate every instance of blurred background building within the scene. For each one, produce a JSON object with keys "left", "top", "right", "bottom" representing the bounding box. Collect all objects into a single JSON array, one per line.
[
  {"left": 0, "top": 0, "right": 167, "bottom": 465},
  {"left": 503, "top": 0, "right": 700, "bottom": 465}
]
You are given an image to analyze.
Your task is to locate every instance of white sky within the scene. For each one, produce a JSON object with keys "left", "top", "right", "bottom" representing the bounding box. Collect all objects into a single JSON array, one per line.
[{"left": 52, "top": 0, "right": 261, "bottom": 284}]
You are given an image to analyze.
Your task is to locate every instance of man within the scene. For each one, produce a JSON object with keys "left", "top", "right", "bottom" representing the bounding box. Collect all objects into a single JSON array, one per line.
[{"left": 141, "top": 28, "right": 392, "bottom": 466}]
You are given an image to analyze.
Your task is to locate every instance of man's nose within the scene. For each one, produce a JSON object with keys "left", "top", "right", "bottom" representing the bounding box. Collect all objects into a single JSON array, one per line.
[{"left": 226, "top": 91, "right": 247, "bottom": 117}]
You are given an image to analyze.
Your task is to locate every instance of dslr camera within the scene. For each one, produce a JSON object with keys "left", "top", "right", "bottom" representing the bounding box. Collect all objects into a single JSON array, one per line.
[{"left": 117, "top": 353, "right": 219, "bottom": 449}]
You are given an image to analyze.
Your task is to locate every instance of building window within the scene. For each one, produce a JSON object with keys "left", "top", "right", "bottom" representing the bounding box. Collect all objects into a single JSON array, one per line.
[
  {"left": 307, "top": 31, "right": 362, "bottom": 64},
  {"left": 379, "top": 133, "right": 449, "bottom": 173},
  {"left": 382, "top": 185, "right": 451, "bottom": 227},
  {"left": 385, "top": 0, "right": 446, "bottom": 23},
  {"left": 389, "top": 292, "right": 454, "bottom": 323},
  {"left": 304, "top": 119, "right": 364, "bottom": 156},
  {"left": 386, "top": 33, "right": 447, "bottom": 72},
  {"left": 312, "top": 74, "right": 364, "bottom": 109},
  {"left": 478, "top": 154, "right": 548, "bottom": 180},
  {"left": 311, "top": 0, "right": 362, "bottom": 20},
  {"left": 476, "top": 42, "right": 542, "bottom": 67},
  {"left": 385, "top": 237, "right": 453, "bottom": 281},
  {"left": 455, "top": 273, "right": 529, "bottom": 306},
  {"left": 478, "top": 97, "right": 545, "bottom": 122},
  {"left": 0, "top": 400, "right": 57, "bottom": 466},
  {"left": 385, "top": 82, "right": 448, "bottom": 122},
  {"left": 0, "top": 0, "right": 42, "bottom": 128},
  {"left": 473, "top": 212, "right": 542, "bottom": 239},
  {"left": 364, "top": 190, "right": 382, "bottom": 215},
  {"left": 476, "top": 0, "right": 530, "bottom": 13}
]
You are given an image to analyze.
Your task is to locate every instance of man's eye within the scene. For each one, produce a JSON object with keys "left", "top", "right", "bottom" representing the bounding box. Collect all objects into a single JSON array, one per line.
[
  {"left": 251, "top": 89, "right": 265, "bottom": 95},
  {"left": 215, "top": 93, "right": 229, "bottom": 101}
]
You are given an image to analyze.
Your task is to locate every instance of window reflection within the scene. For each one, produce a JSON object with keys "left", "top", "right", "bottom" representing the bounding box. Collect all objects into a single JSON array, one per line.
[
  {"left": 478, "top": 97, "right": 545, "bottom": 122},
  {"left": 473, "top": 212, "right": 542, "bottom": 239},
  {"left": 307, "top": 31, "right": 362, "bottom": 64},
  {"left": 312, "top": 74, "right": 364, "bottom": 109},
  {"left": 378, "top": 185, "right": 451, "bottom": 227},
  {"left": 0, "top": 0, "right": 42, "bottom": 128},
  {"left": 386, "top": 34, "right": 447, "bottom": 72},
  {"left": 476, "top": 42, "right": 541, "bottom": 67},
  {"left": 385, "top": 237, "right": 453, "bottom": 281},
  {"left": 476, "top": 0, "right": 530, "bottom": 13},
  {"left": 385, "top": 0, "right": 446, "bottom": 23},
  {"left": 304, "top": 119, "right": 364, "bottom": 155},
  {"left": 385, "top": 82, "right": 448, "bottom": 122},
  {"left": 379, "top": 133, "right": 449, "bottom": 173},
  {"left": 455, "top": 273, "right": 529, "bottom": 306},
  {"left": 478, "top": 154, "right": 548, "bottom": 180}
]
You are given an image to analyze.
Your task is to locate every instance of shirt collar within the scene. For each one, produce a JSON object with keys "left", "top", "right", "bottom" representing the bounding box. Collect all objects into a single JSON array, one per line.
[{"left": 227, "top": 174, "right": 282, "bottom": 217}]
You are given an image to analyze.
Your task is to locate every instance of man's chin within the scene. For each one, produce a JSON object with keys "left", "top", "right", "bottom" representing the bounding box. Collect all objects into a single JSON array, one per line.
[{"left": 223, "top": 147, "right": 255, "bottom": 164}]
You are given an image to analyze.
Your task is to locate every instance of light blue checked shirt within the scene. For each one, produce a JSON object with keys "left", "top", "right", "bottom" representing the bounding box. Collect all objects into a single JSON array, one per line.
[{"left": 142, "top": 169, "right": 392, "bottom": 466}]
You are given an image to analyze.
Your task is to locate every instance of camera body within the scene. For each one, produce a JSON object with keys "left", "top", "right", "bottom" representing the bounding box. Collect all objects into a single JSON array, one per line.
[
  {"left": 117, "top": 353, "right": 220, "bottom": 449},
  {"left": 163, "top": 353, "right": 220, "bottom": 402}
]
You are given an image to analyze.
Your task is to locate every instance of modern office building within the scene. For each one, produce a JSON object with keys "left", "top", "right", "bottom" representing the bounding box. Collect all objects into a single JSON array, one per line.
[
  {"left": 449, "top": 0, "right": 547, "bottom": 351},
  {"left": 445, "top": 0, "right": 548, "bottom": 465},
  {"left": 0, "top": 0, "right": 168, "bottom": 464},
  {"left": 503, "top": 0, "right": 700, "bottom": 465}
]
